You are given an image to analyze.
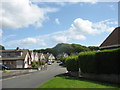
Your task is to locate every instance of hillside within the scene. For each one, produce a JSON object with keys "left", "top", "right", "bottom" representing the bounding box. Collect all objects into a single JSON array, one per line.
[{"left": 34, "top": 43, "right": 98, "bottom": 57}]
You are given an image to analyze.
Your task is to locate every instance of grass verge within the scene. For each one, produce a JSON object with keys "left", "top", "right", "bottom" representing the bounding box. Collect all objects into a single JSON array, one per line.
[{"left": 36, "top": 74, "right": 119, "bottom": 88}]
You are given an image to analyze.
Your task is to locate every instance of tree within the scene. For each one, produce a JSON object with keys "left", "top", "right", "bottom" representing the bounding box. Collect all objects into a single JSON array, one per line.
[
  {"left": 88, "top": 46, "right": 99, "bottom": 51},
  {"left": 0, "top": 45, "right": 5, "bottom": 50},
  {"left": 16, "top": 47, "right": 19, "bottom": 50}
]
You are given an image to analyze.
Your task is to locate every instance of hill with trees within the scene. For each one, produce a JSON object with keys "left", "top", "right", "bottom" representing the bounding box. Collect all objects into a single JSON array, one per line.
[{"left": 34, "top": 43, "right": 99, "bottom": 57}]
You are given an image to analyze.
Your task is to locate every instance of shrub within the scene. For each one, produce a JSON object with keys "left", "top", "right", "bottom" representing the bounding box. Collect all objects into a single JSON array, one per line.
[
  {"left": 52, "top": 61, "right": 55, "bottom": 63},
  {"left": 31, "top": 61, "right": 39, "bottom": 68},
  {"left": 96, "top": 48, "right": 120, "bottom": 74},
  {"left": 60, "top": 57, "right": 67, "bottom": 65},
  {"left": 78, "top": 51, "right": 97, "bottom": 73},
  {"left": 40, "top": 60, "right": 46, "bottom": 65},
  {"left": 66, "top": 56, "right": 79, "bottom": 72},
  {"left": 78, "top": 48, "right": 120, "bottom": 74}
]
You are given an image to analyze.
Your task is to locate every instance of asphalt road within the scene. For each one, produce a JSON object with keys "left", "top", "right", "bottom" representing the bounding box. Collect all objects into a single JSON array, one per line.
[{"left": 2, "top": 62, "right": 67, "bottom": 88}]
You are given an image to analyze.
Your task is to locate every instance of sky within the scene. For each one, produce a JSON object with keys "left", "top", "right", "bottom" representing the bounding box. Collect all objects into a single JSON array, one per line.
[{"left": 1, "top": 0, "right": 119, "bottom": 50}]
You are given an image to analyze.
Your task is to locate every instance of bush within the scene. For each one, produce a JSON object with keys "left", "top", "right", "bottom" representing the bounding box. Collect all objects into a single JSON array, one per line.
[
  {"left": 40, "top": 60, "right": 46, "bottom": 65},
  {"left": 96, "top": 48, "right": 120, "bottom": 74},
  {"left": 78, "top": 48, "right": 120, "bottom": 74},
  {"left": 52, "top": 61, "right": 55, "bottom": 63},
  {"left": 78, "top": 51, "right": 97, "bottom": 73},
  {"left": 31, "top": 61, "right": 39, "bottom": 68},
  {"left": 60, "top": 57, "right": 67, "bottom": 65},
  {"left": 66, "top": 56, "right": 79, "bottom": 72}
]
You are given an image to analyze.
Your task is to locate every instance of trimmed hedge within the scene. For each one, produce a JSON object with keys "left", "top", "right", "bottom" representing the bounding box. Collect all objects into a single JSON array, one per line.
[
  {"left": 78, "top": 51, "right": 97, "bottom": 73},
  {"left": 66, "top": 56, "right": 79, "bottom": 72},
  {"left": 96, "top": 48, "right": 120, "bottom": 74},
  {"left": 65, "top": 48, "right": 120, "bottom": 74},
  {"left": 78, "top": 48, "right": 120, "bottom": 74}
]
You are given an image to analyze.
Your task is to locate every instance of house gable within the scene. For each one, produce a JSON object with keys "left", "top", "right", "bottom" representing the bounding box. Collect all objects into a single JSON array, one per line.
[{"left": 100, "top": 27, "right": 120, "bottom": 49}]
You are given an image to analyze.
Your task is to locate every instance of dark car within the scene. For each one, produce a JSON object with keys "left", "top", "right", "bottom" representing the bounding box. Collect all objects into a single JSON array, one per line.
[
  {"left": 57, "top": 61, "right": 62, "bottom": 63},
  {"left": 0, "top": 64, "right": 9, "bottom": 70}
]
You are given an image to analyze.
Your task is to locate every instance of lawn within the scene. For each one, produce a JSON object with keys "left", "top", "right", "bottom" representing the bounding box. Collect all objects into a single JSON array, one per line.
[{"left": 37, "top": 74, "right": 119, "bottom": 88}]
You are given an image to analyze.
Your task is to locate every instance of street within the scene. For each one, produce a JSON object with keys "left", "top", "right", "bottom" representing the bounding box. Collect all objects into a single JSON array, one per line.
[{"left": 2, "top": 62, "right": 67, "bottom": 88}]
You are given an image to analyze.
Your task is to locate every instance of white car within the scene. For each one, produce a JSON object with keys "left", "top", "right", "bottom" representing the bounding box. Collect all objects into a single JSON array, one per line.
[{"left": 48, "top": 62, "right": 52, "bottom": 65}]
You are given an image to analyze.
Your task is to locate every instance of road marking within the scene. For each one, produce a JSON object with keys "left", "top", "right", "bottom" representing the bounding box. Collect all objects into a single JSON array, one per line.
[{"left": 0, "top": 73, "right": 31, "bottom": 81}]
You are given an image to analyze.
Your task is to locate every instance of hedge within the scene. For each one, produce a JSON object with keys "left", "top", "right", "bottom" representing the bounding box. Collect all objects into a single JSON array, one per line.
[
  {"left": 65, "top": 56, "right": 79, "bottom": 72},
  {"left": 64, "top": 48, "right": 120, "bottom": 74},
  {"left": 95, "top": 48, "right": 120, "bottom": 74},
  {"left": 78, "top": 48, "right": 120, "bottom": 74},
  {"left": 78, "top": 51, "right": 97, "bottom": 73}
]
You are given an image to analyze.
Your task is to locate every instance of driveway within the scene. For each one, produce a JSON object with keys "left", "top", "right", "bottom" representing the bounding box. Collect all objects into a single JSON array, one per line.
[{"left": 2, "top": 62, "right": 67, "bottom": 88}]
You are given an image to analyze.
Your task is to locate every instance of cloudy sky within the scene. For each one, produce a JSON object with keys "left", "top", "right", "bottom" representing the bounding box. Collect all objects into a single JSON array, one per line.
[{"left": 1, "top": 0, "right": 118, "bottom": 49}]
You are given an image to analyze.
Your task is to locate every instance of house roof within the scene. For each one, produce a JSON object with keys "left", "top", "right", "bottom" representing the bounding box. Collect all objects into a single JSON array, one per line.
[
  {"left": 44, "top": 54, "right": 50, "bottom": 59},
  {"left": 0, "top": 49, "right": 29, "bottom": 61},
  {"left": 100, "top": 27, "right": 120, "bottom": 49}
]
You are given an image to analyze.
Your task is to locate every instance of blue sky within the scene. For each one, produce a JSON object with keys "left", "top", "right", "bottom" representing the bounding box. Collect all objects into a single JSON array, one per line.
[{"left": 1, "top": 0, "right": 118, "bottom": 50}]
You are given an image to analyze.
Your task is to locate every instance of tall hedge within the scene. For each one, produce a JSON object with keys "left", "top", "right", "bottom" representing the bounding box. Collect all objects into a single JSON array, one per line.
[
  {"left": 78, "top": 48, "right": 120, "bottom": 74},
  {"left": 96, "top": 48, "right": 120, "bottom": 74},
  {"left": 65, "top": 48, "right": 120, "bottom": 74},
  {"left": 66, "top": 56, "right": 79, "bottom": 72},
  {"left": 78, "top": 51, "right": 97, "bottom": 73}
]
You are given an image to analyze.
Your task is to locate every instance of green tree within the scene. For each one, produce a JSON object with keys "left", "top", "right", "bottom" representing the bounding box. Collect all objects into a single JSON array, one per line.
[
  {"left": 0, "top": 45, "right": 5, "bottom": 50},
  {"left": 88, "top": 46, "right": 99, "bottom": 51}
]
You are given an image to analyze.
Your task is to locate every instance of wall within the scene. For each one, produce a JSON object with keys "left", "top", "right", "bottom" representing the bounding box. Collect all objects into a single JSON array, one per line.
[{"left": 16, "top": 60, "right": 23, "bottom": 68}]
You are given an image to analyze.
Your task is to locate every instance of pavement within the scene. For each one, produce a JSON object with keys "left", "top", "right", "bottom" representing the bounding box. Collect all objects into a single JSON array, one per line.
[
  {"left": 2, "top": 62, "right": 67, "bottom": 88},
  {"left": 1, "top": 69, "right": 38, "bottom": 80}
]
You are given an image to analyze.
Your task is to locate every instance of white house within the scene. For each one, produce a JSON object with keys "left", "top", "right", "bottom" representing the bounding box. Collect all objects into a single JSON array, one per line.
[{"left": 44, "top": 53, "right": 55, "bottom": 62}]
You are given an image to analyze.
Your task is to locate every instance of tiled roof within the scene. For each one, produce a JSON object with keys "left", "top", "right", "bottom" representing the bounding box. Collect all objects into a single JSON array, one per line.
[
  {"left": 0, "top": 49, "right": 29, "bottom": 61},
  {"left": 100, "top": 27, "right": 120, "bottom": 48}
]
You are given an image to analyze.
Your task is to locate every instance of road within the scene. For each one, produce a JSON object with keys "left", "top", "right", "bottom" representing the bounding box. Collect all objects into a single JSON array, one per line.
[{"left": 2, "top": 62, "right": 67, "bottom": 88}]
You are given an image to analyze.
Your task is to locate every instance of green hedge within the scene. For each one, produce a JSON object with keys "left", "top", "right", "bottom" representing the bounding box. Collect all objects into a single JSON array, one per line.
[
  {"left": 78, "top": 51, "right": 97, "bottom": 73},
  {"left": 66, "top": 56, "right": 79, "bottom": 72},
  {"left": 64, "top": 48, "right": 120, "bottom": 74},
  {"left": 95, "top": 48, "right": 120, "bottom": 74},
  {"left": 78, "top": 48, "right": 120, "bottom": 74}
]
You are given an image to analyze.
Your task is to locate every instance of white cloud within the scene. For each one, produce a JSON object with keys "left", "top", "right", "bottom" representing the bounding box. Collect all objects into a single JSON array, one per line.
[
  {"left": 3, "top": 18, "right": 117, "bottom": 49},
  {"left": 68, "top": 18, "right": 117, "bottom": 35},
  {"left": 5, "top": 37, "right": 47, "bottom": 48},
  {"left": 0, "top": 29, "right": 3, "bottom": 44},
  {"left": 51, "top": 36, "right": 67, "bottom": 43},
  {"left": 1, "top": 0, "right": 58, "bottom": 29},
  {"left": 55, "top": 18, "right": 60, "bottom": 24},
  {"left": 0, "top": 29, "right": 3, "bottom": 37},
  {"left": 31, "top": 0, "right": 119, "bottom": 3}
]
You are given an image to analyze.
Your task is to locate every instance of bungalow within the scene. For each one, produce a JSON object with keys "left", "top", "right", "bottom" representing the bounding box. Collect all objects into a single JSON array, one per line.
[
  {"left": 44, "top": 53, "right": 55, "bottom": 62},
  {"left": 99, "top": 27, "right": 120, "bottom": 50},
  {"left": 0, "top": 49, "right": 32, "bottom": 68}
]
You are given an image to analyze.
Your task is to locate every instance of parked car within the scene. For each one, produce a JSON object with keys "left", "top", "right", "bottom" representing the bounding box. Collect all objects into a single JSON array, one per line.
[
  {"left": 0, "top": 64, "right": 9, "bottom": 70},
  {"left": 57, "top": 60, "right": 62, "bottom": 63},
  {"left": 47, "top": 62, "right": 52, "bottom": 65}
]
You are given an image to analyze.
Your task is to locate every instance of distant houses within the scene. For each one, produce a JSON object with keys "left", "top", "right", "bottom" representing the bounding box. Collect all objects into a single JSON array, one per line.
[
  {"left": 0, "top": 49, "right": 55, "bottom": 68},
  {"left": 44, "top": 53, "right": 55, "bottom": 62},
  {"left": 0, "top": 49, "right": 31, "bottom": 68},
  {"left": 100, "top": 27, "right": 120, "bottom": 50}
]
